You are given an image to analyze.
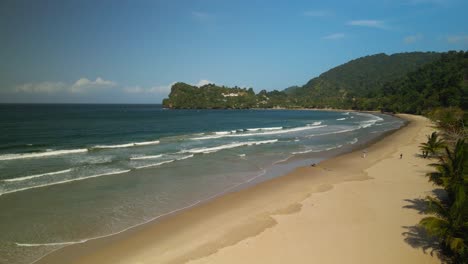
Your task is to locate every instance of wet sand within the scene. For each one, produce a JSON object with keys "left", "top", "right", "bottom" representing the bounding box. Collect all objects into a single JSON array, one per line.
[{"left": 37, "top": 114, "right": 440, "bottom": 264}]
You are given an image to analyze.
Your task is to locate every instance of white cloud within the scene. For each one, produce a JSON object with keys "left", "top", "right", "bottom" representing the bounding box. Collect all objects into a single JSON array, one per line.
[
  {"left": 404, "top": 33, "right": 423, "bottom": 44},
  {"left": 15, "top": 82, "right": 67, "bottom": 93},
  {"left": 70, "top": 77, "right": 117, "bottom": 93},
  {"left": 14, "top": 77, "right": 117, "bottom": 94},
  {"left": 123, "top": 80, "right": 214, "bottom": 96},
  {"left": 147, "top": 84, "right": 175, "bottom": 94},
  {"left": 123, "top": 86, "right": 145, "bottom": 94},
  {"left": 322, "top": 33, "right": 345, "bottom": 40},
  {"left": 303, "top": 10, "right": 331, "bottom": 17},
  {"left": 347, "top": 20, "right": 386, "bottom": 29},
  {"left": 196, "top": 79, "right": 214, "bottom": 87},
  {"left": 446, "top": 35, "right": 468, "bottom": 44},
  {"left": 123, "top": 83, "right": 174, "bottom": 95}
]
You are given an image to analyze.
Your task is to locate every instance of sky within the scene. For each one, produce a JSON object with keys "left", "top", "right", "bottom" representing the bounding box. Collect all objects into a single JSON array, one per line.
[{"left": 0, "top": 0, "right": 467, "bottom": 104}]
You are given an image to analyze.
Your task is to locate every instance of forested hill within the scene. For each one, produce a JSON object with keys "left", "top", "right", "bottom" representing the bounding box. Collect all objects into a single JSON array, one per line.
[
  {"left": 380, "top": 51, "right": 468, "bottom": 113},
  {"left": 162, "top": 51, "right": 467, "bottom": 113},
  {"left": 286, "top": 52, "right": 441, "bottom": 108}
]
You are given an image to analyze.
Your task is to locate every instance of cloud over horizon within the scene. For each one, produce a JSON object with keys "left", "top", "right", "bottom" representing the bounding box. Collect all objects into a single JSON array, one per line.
[
  {"left": 122, "top": 79, "right": 214, "bottom": 95},
  {"left": 322, "top": 33, "right": 345, "bottom": 40},
  {"left": 347, "top": 20, "right": 386, "bottom": 29},
  {"left": 446, "top": 35, "right": 468, "bottom": 44},
  {"left": 404, "top": 33, "right": 423, "bottom": 44},
  {"left": 14, "top": 77, "right": 117, "bottom": 95}
]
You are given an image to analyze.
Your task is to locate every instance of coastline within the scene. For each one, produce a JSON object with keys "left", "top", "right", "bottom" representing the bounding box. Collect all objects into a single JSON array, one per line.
[{"left": 36, "top": 114, "right": 440, "bottom": 264}]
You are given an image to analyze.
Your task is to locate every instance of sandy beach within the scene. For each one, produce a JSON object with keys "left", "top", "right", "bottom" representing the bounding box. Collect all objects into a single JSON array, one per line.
[{"left": 37, "top": 114, "right": 441, "bottom": 264}]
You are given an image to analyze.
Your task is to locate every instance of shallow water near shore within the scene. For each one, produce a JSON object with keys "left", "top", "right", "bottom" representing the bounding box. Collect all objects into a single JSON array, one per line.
[{"left": 0, "top": 104, "right": 404, "bottom": 264}]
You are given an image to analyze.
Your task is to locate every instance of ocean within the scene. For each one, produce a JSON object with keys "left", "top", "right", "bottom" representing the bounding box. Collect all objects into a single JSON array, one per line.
[{"left": 0, "top": 104, "right": 404, "bottom": 264}]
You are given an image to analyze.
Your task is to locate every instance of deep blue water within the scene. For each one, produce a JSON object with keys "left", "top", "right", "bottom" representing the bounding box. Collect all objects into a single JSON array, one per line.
[{"left": 0, "top": 104, "right": 404, "bottom": 264}]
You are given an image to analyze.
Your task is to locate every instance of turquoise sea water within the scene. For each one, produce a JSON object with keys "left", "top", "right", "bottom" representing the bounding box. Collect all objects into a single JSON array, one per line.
[{"left": 0, "top": 104, "right": 404, "bottom": 264}]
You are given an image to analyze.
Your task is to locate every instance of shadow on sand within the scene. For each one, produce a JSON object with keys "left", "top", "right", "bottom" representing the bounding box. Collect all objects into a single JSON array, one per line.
[{"left": 401, "top": 191, "right": 450, "bottom": 263}]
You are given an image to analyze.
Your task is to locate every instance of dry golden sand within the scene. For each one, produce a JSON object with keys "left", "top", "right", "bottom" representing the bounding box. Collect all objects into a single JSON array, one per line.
[{"left": 38, "top": 114, "right": 441, "bottom": 264}]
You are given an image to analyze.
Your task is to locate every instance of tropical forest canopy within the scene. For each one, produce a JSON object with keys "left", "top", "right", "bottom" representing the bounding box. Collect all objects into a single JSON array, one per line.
[{"left": 163, "top": 51, "right": 467, "bottom": 114}]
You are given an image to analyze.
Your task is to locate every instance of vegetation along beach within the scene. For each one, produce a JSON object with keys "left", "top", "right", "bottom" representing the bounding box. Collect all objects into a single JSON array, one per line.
[{"left": 0, "top": 1, "right": 467, "bottom": 264}]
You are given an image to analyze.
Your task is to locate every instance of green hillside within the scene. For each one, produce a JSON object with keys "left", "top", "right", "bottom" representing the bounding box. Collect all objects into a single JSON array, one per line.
[
  {"left": 162, "top": 51, "right": 467, "bottom": 113},
  {"left": 287, "top": 52, "right": 441, "bottom": 109},
  {"left": 380, "top": 51, "right": 468, "bottom": 113}
]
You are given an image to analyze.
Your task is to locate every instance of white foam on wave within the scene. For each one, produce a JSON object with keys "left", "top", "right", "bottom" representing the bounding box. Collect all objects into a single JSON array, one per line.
[
  {"left": 92, "top": 140, "right": 160, "bottom": 149},
  {"left": 246, "top": 126, "right": 282, "bottom": 131},
  {"left": 192, "top": 125, "right": 327, "bottom": 140},
  {"left": 176, "top": 154, "right": 194, "bottom": 160},
  {"left": 215, "top": 131, "right": 231, "bottom": 135},
  {"left": 134, "top": 140, "right": 161, "bottom": 146},
  {"left": 135, "top": 160, "right": 175, "bottom": 169},
  {"left": 336, "top": 118, "right": 346, "bottom": 121},
  {"left": 291, "top": 149, "right": 319, "bottom": 155},
  {"left": 182, "top": 139, "right": 278, "bottom": 154},
  {"left": 0, "top": 170, "right": 131, "bottom": 196},
  {"left": 348, "top": 138, "right": 358, "bottom": 145},
  {"left": 306, "top": 127, "right": 358, "bottom": 138},
  {"left": 16, "top": 240, "right": 88, "bottom": 247},
  {"left": 130, "top": 154, "right": 163, "bottom": 160},
  {"left": 3, "top": 169, "right": 73, "bottom": 182},
  {"left": 0, "top": 149, "right": 88, "bottom": 161},
  {"left": 309, "top": 121, "right": 322, "bottom": 126}
]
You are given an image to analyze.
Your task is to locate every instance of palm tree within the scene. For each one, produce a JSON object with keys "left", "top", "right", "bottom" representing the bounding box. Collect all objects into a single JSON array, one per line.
[
  {"left": 420, "top": 132, "right": 446, "bottom": 158},
  {"left": 427, "top": 140, "right": 467, "bottom": 203},
  {"left": 419, "top": 194, "right": 468, "bottom": 262},
  {"left": 421, "top": 139, "right": 468, "bottom": 262}
]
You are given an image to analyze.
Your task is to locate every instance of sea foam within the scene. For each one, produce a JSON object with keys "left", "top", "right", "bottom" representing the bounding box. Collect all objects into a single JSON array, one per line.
[
  {"left": 92, "top": 140, "right": 160, "bottom": 149},
  {"left": 0, "top": 149, "right": 88, "bottom": 161},
  {"left": 130, "top": 154, "right": 163, "bottom": 160},
  {"left": 0, "top": 170, "right": 130, "bottom": 196},
  {"left": 192, "top": 125, "right": 327, "bottom": 140},
  {"left": 182, "top": 139, "right": 278, "bottom": 154},
  {"left": 3, "top": 169, "right": 73, "bottom": 182}
]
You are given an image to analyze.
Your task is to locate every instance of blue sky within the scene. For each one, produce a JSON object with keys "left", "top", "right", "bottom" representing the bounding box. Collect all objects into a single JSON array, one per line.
[{"left": 1, "top": 0, "right": 467, "bottom": 103}]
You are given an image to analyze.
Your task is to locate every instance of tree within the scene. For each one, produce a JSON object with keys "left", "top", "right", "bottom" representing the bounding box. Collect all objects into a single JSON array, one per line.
[
  {"left": 421, "top": 140, "right": 468, "bottom": 262},
  {"left": 420, "top": 132, "right": 446, "bottom": 158},
  {"left": 419, "top": 194, "right": 468, "bottom": 262}
]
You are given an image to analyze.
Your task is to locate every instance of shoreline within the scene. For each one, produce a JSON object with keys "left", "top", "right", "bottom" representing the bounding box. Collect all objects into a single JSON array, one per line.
[{"left": 36, "top": 114, "right": 439, "bottom": 264}]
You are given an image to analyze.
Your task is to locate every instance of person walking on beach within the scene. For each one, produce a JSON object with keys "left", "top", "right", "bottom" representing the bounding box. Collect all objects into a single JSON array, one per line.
[
  {"left": 362, "top": 149, "right": 367, "bottom": 158},
  {"left": 400, "top": 153, "right": 403, "bottom": 159}
]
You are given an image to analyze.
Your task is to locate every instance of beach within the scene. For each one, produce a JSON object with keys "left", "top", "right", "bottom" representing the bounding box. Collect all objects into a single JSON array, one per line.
[{"left": 35, "top": 113, "right": 441, "bottom": 264}]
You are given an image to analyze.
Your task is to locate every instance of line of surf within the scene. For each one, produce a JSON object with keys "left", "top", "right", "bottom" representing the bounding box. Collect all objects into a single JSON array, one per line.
[
  {"left": 0, "top": 170, "right": 130, "bottom": 196},
  {"left": 182, "top": 139, "right": 278, "bottom": 154},
  {"left": 91, "top": 140, "right": 160, "bottom": 149},
  {"left": 0, "top": 149, "right": 88, "bottom": 161},
  {"left": 192, "top": 125, "right": 327, "bottom": 140},
  {"left": 3, "top": 169, "right": 73, "bottom": 182},
  {"left": 130, "top": 154, "right": 163, "bottom": 160}
]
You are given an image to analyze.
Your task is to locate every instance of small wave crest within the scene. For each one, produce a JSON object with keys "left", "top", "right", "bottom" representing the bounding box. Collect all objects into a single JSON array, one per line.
[
  {"left": 246, "top": 126, "right": 282, "bottom": 131},
  {"left": 336, "top": 118, "right": 346, "bottom": 121},
  {"left": 192, "top": 125, "right": 327, "bottom": 140},
  {"left": 309, "top": 121, "right": 322, "bottom": 126},
  {"left": 130, "top": 154, "right": 163, "bottom": 160},
  {"left": 3, "top": 169, "right": 72, "bottom": 182},
  {"left": 0, "top": 149, "right": 88, "bottom": 161},
  {"left": 182, "top": 139, "right": 278, "bottom": 154},
  {"left": 135, "top": 160, "right": 175, "bottom": 169},
  {"left": 92, "top": 140, "right": 160, "bottom": 149},
  {"left": 0, "top": 170, "right": 130, "bottom": 196}
]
